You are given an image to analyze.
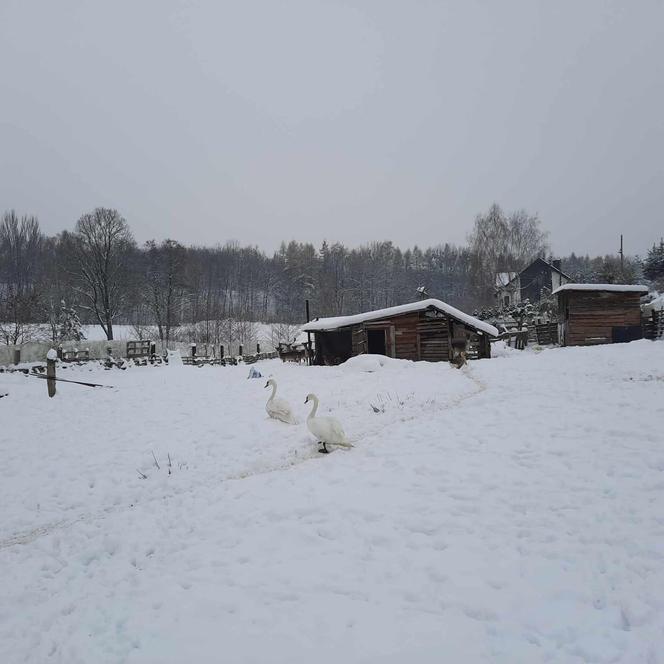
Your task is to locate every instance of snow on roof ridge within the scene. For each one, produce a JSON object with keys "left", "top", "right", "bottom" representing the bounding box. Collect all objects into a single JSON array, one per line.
[
  {"left": 552, "top": 283, "right": 649, "bottom": 296},
  {"left": 541, "top": 258, "right": 572, "bottom": 279},
  {"left": 301, "top": 298, "right": 499, "bottom": 336}
]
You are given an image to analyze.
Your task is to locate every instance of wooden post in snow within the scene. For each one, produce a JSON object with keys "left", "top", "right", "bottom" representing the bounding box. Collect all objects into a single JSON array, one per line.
[
  {"left": 46, "top": 348, "right": 57, "bottom": 398},
  {"left": 256, "top": 343, "right": 260, "bottom": 355},
  {"left": 13, "top": 349, "right": 20, "bottom": 365}
]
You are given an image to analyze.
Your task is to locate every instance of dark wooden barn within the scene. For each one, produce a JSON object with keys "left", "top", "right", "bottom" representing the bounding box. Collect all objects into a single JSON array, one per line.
[
  {"left": 553, "top": 284, "right": 648, "bottom": 347},
  {"left": 301, "top": 299, "right": 498, "bottom": 365}
]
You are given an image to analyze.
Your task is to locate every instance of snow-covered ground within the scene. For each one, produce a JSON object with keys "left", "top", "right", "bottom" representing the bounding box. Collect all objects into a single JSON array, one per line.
[
  {"left": 81, "top": 324, "right": 138, "bottom": 341},
  {"left": 1, "top": 341, "right": 663, "bottom": 663}
]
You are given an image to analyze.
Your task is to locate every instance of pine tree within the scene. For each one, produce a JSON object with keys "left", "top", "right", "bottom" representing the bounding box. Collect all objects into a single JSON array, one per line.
[
  {"left": 58, "top": 300, "right": 85, "bottom": 341},
  {"left": 643, "top": 240, "right": 664, "bottom": 283}
]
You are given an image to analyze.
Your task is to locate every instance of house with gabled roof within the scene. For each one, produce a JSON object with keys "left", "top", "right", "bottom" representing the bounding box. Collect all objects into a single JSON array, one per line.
[{"left": 495, "top": 258, "right": 571, "bottom": 307}]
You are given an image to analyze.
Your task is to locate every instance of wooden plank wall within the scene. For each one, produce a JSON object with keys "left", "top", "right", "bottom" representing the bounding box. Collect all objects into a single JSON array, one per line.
[
  {"left": 351, "top": 325, "right": 366, "bottom": 356},
  {"left": 535, "top": 322, "right": 559, "bottom": 345},
  {"left": 325, "top": 309, "right": 485, "bottom": 362},
  {"left": 564, "top": 292, "right": 642, "bottom": 346},
  {"left": 393, "top": 313, "right": 420, "bottom": 360},
  {"left": 354, "top": 311, "right": 471, "bottom": 361},
  {"left": 416, "top": 312, "right": 450, "bottom": 361}
]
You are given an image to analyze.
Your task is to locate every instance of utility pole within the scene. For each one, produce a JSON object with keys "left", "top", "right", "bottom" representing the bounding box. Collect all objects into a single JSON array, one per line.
[{"left": 619, "top": 234, "right": 624, "bottom": 281}]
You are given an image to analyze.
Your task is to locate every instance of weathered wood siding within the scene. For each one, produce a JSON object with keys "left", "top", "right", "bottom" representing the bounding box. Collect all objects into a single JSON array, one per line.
[
  {"left": 560, "top": 291, "right": 642, "bottom": 346},
  {"left": 351, "top": 325, "right": 366, "bottom": 356},
  {"left": 393, "top": 313, "right": 420, "bottom": 360},
  {"left": 313, "top": 306, "right": 492, "bottom": 363},
  {"left": 417, "top": 312, "right": 450, "bottom": 361}
]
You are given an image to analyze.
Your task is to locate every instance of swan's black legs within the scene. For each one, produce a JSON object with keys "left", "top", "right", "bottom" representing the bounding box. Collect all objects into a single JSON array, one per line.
[{"left": 318, "top": 442, "right": 329, "bottom": 454}]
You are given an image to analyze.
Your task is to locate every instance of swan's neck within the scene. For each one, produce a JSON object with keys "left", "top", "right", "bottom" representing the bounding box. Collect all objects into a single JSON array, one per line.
[
  {"left": 308, "top": 397, "right": 319, "bottom": 419},
  {"left": 268, "top": 383, "right": 277, "bottom": 401}
]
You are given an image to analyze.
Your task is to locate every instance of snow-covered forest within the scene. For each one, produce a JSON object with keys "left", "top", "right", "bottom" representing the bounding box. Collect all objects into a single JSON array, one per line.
[{"left": 2, "top": 205, "right": 661, "bottom": 345}]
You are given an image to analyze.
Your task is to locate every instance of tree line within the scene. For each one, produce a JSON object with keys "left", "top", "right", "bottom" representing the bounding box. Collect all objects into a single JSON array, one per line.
[{"left": 1, "top": 205, "right": 661, "bottom": 344}]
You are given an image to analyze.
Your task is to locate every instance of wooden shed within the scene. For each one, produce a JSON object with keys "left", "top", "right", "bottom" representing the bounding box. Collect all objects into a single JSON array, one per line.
[
  {"left": 301, "top": 299, "right": 498, "bottom": 365},
  {"left": 552, "top": 284, "right": 648, "bottom": 347}
]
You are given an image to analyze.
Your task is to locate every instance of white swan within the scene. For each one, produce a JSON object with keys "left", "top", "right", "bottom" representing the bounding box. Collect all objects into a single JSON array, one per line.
[
  {"left": 304, "top": 393, "right": 353, "bottom": 453},
  {"left": 265, "top": 379, "right": 296, "bottom": 424}
]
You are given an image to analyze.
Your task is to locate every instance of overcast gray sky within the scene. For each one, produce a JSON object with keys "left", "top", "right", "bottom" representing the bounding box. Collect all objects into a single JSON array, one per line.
[{"left": 1, "top": 0, "right": 662, "bottom": 257}]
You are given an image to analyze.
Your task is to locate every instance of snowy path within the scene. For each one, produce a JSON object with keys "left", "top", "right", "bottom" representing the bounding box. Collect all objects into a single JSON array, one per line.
[{"left": 1, "top": 342, "right": 663, "bottom": 663}]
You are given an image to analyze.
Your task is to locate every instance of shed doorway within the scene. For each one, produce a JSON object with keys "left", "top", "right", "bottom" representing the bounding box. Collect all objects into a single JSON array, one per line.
[{"left": 367, "top": 328, "right": 387, "bottom": 355}]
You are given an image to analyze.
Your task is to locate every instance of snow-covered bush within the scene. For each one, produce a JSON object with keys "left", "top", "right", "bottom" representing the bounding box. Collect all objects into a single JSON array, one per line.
[{"left": 58, "top": 300, "right": 86, "bottom": 341}]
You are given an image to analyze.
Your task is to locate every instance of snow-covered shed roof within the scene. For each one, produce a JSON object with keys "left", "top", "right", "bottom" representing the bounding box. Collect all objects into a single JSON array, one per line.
[
  {"left": 552, "top": 283, "right": 649, "bottom": 296},
  {"left": 301, "top": 299, "right": 499, "bottom": 337}
]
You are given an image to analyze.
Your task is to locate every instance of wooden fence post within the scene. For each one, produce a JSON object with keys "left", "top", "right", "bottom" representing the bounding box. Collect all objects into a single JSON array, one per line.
[
  {"left": 239, "top": 344, "right": 243, "bottom": 357},
  {"left": 13, "top": 349, "right": 20, "bottom": 365},
  {"left": 256, "top": 343, "right": 260, "bottom": 354},
  {"left": 220, "top": 345, "right": 224, "bottom": 359},
  {"left": 46, "top": 349, "right": 57, "bottom": 397}
]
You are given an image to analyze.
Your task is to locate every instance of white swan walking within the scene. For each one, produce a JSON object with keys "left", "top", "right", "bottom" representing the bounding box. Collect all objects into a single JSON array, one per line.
[
  {"left": 304, "top": 393, "right": 353, "bottom": 454},
  {"left": 265, "top": 379, "right": 296, "bottom": 424}
]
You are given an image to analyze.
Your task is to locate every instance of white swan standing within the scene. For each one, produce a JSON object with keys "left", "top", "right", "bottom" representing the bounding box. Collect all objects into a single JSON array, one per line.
[
  {"left": 304, "top": 393, "right": 353, "bottom": 454},
  {"left": 265, "top": 379, "right": 296, "bottom": 424}
]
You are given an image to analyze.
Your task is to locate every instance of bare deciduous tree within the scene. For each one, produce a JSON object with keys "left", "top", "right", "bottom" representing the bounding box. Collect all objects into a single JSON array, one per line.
[
  {"left": 70, "top": 208, "right": 135, "bottom": 340},
  {"left": 468, "top": 204, "right": 548, "bottom": 304},
  {"left": 0, "top": 210, "right": 44, "bottom": 343},
  {"left": 145, "top": 239, "right": 187, "bottom": 347},
  {"left": 270, "top": 322, "right": 300, "bottom": 348}
]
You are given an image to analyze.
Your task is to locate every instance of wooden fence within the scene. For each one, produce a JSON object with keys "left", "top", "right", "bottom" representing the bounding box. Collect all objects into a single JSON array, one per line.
[
  {"left": 181, "top": 351, "right": 278, "bottom": 367},
  {"left": 535, "top": 322, "right": 559, "bottom": 345},
  {"left": 643, "top": 310, "right": 663, "bottom": 341},
  {"left": 494, "top": 329, "right": 529, "bottom": 350},
  {"left": 0, "top": 340, "right": 128, "bottom": 366},
  {"left": 0, "top": 339, "right": 280, "bottom": 368}
]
